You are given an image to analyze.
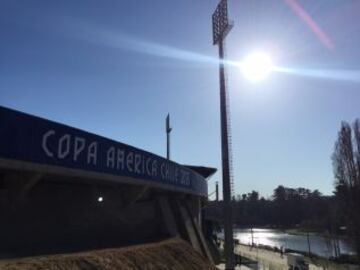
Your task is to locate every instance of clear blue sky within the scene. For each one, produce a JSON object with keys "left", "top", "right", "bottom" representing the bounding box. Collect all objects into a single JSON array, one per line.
[{"left": 1, "top": 0, "right": 360, "bottom": 198}]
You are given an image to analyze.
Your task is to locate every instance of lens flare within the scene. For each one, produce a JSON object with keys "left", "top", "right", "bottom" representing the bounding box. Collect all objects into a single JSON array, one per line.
[
  {"left": 241, "top": 52, "right": 274, "bottom": 82},
  {"left": 68, "top": 21, "right": 360, "bottom": 83}
]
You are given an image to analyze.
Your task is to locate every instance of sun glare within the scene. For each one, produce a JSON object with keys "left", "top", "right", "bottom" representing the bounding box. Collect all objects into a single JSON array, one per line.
[{"left": 241, "top": 52, "right": 274, "bottom": 82}]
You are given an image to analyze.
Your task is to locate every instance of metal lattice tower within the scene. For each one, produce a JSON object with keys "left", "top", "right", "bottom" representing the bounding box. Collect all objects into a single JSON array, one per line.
[
  {"left": 222, "top": 43, "right": 235, "bottom": 199},
  {"left": 225, "top": 65, "right": 235, "bottom": 200},
  {"left": 212, "top": 0, "right": 235, "bottom": 269}
]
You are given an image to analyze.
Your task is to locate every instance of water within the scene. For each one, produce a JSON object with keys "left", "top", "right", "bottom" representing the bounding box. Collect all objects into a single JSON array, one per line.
[{"left": 232, "top": 228, "right": 355, "bottom": 258}]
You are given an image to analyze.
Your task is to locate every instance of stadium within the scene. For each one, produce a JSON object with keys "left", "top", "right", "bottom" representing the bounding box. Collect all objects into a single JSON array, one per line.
[{"left": 0, "top": 106, "right": 216, "bottom": 262}]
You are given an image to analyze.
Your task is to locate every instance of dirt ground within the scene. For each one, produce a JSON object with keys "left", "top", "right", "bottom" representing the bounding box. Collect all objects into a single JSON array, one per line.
[{"left": 0, "top": 238, "right": 217, "bottom": 270}]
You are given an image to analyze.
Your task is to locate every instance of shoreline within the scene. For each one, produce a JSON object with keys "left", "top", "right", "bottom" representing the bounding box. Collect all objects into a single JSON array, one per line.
[
  {"left": 231, "top": 242, "right": 359, "bottom": 270},
  {"left": 228, "top": 227, "right": 355, "bottom": 258}
]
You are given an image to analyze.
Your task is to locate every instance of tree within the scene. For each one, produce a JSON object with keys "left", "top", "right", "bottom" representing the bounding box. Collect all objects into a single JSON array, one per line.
[
  {"left": 332, "top": 120, "right": 360, "bottom": 258},
  {"left": 247, "top": 191, "right": 259, "bottom": 202},
  {"left": 273, "top": 185, "right": 286, "bottom": 201},
  {"left": 310, "top": 189, "right": 322, "bottom": 198}
]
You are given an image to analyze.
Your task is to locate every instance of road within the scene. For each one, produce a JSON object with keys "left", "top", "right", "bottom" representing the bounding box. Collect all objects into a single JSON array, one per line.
[{"left": 235, "top": 244, "right": 322, "bottom": 270}]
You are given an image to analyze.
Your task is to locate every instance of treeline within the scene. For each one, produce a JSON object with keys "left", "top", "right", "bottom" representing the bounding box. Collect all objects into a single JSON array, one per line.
[
  {"left": 206, "top": 119, "right": 360, "bottom": 260},
  {"left": 206, "top": 186, "right": 337, "bottom": 230},
  {"left": 232, "top": 186, "right": 336, "bottom": 229}
]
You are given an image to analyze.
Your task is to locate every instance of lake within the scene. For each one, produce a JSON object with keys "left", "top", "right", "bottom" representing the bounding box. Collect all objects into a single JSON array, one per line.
[{"left": 231, "top": 228, "right": 355, "bottom": 258}]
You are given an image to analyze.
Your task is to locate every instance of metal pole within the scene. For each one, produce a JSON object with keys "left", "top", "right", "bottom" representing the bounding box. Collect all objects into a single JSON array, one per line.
[
  {"left": 218, "top": 39, "right": 235, "bottom": 270},
  {"left": 166, "top": 114, "right": 172, "bottom": 160},
  {"left": 216, "top": 181, "right": 219, "bottom": 202},
  {"left": 251, "top": 227, "right": 254, "bottom": 247},
  {"left": 167, "top": 131, "right": 170, "bottom": 160},
  {"left": 307, "top": 232, "right": 311, "bottom": 257}
]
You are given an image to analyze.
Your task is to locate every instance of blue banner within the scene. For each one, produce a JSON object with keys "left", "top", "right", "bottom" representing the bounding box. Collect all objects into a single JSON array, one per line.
[{"left": 0, "top": 106, "right": 207, "bottom": 196}]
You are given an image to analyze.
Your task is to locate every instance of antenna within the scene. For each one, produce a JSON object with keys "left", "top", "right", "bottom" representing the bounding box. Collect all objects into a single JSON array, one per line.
[{"left": 166, "top": 114, "right": 172, "bottom": 160}]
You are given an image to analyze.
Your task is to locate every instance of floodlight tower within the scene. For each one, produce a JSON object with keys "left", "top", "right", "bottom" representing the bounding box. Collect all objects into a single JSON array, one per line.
[{"left": 212, "top": 0, "right": 235, "bottom": 269}]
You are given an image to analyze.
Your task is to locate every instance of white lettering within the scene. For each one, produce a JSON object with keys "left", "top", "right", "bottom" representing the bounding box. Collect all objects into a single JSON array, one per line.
[
  {"left": 146, "top": 158, "right": 152, "bottom": 176},
  {"left": 107, "top": 147, "right": 115, "bottom": 168},
  {"left": 175, "top": 167, "right": 179, "bottom": 183},
  {"left": 180, "top": 171, "right": 190, "bottom": 186},
  {"left": 42, "top": 130, "right": 55, "bottom": 157},
  {"left": 165, "top": 163, "right": 170, "bottom": 180},
  {"left": 73, "top": 137, "right": 85, "bottom": 161},
  {"left": 116, "top": 149, "right": 125, "bottom": 170},
  {"left": 58, "top": 134, "right": 70, "bottom": 159},
  {"left": 87, "top": 142, "right": 97, "bottom": 165},
  {"left": 126, "top": 152, "right": 134, "bottom": 172},
  {"left": 152, "top": 160, "right": 157, "bottom": 177},
  {"left": 134, "top": 154, "right": 142, "bottom": 174}
]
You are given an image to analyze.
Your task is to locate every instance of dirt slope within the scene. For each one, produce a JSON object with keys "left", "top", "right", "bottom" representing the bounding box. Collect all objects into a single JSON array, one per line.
[{"left": 0, "top": 238, "right": 217, "bottom": 270}]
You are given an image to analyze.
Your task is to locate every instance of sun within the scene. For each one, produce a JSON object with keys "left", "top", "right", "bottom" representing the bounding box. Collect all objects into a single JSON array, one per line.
[{"left": 241, "top": 51, "right": 274, "bottom": 82}]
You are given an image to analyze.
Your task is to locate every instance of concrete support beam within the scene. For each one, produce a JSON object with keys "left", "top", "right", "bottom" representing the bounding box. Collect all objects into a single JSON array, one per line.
[
  {"left": 173, "top": 197, "right": 215, "bottom": 263},
  {"left": 185, "top": 200, "right": 214, "bottom": 264},
  {"left": 121, "top": 185, "right": 149, "bottom": 207},
  {"left": 176, "top": 199, "right": 202, "bottom": 253},
  {"left": 16, "top": 173, "right": 42, "bottom": 199},
  {"left": 157, "top": 197, "right": 179, "bottom": 237},
  {"left": 4, "top": 172, "right": 42, "bottom": 209}
]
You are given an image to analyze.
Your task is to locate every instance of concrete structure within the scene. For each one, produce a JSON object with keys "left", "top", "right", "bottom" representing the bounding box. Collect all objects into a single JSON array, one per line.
[{"left": 0, "top": 106, "right": 215, "bottom": 261}]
